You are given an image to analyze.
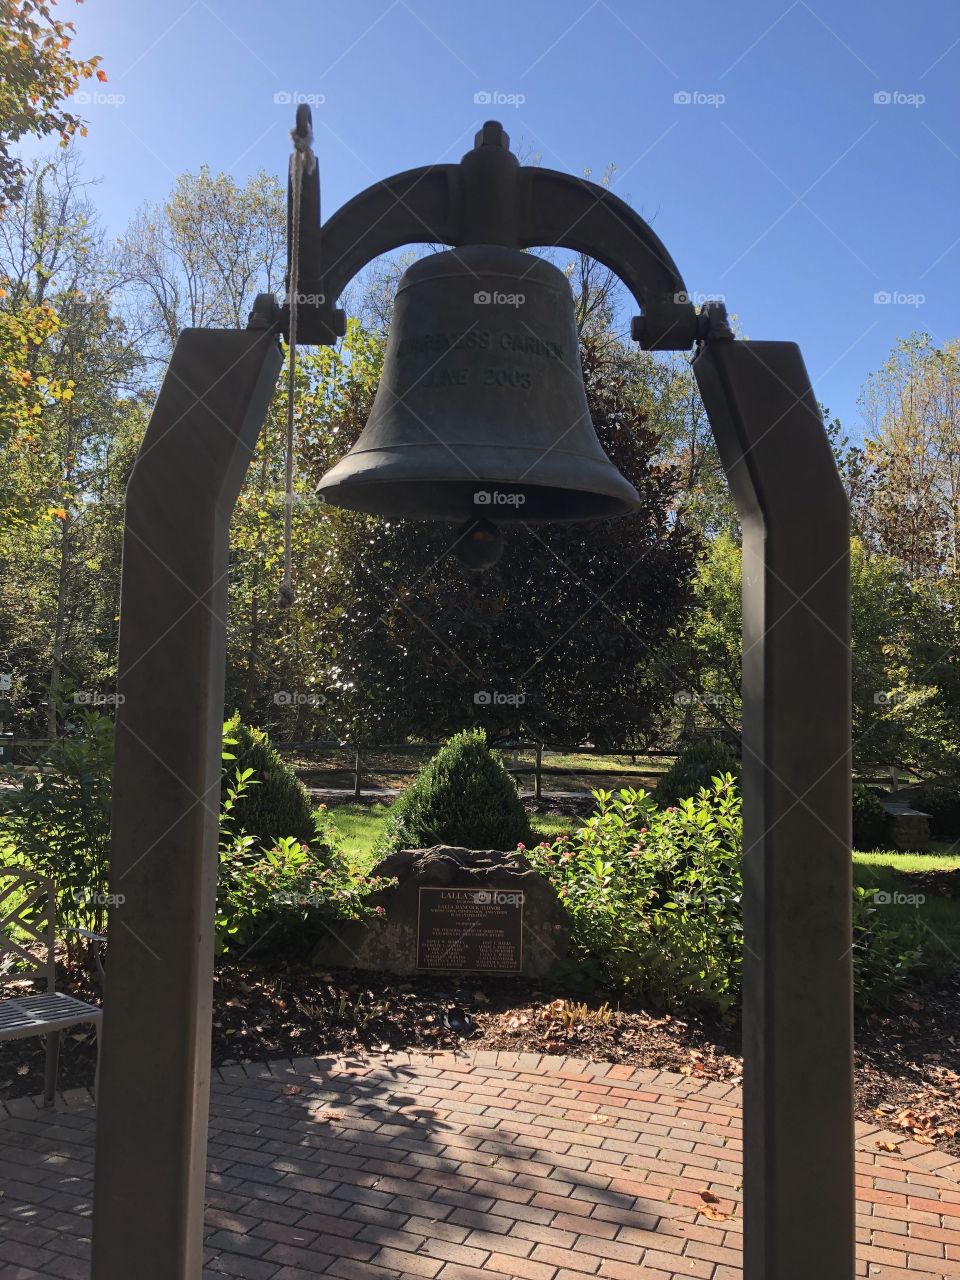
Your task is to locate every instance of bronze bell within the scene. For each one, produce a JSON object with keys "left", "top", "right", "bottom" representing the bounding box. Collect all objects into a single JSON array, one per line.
[{"left": 316, "top": 244, "right": 641, "bottom": 523}]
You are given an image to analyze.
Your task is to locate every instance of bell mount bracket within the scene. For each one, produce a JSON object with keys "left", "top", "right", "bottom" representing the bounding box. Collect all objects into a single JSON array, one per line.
[{"left": 284, "top": 111, "right": 702, "bottom": 352}]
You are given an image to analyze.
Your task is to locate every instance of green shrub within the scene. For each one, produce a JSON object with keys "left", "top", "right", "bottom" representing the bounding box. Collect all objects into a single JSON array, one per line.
[
  {"left": 852, "top": 781, "right": 887, "bottom": 850},
  {"left": 528, "top": 779, "right": 932, "bottom": 1014},
  {"left": 216, "top": 763, "right": 385, "bottom": 954},
  {"left": 221, "top": 713, "right": 336, "bottom": 857},
  {"left": 916, "top": 777, "right": 960, "bottom": 841},
  {"left": 654, "top": 737, "right": 740, "bottom": 808},
  {"left": 375, "top": 729, "right": 531, "bottom": 855},
  {"left": 0, "top": 711, "right": 113, "bottom": 938},
  {"left": 851, "top": 887, "right": 930, "bottom": 1008},
  {"left": 527, "top": 779, "right": 743, "bottom": 1011}
]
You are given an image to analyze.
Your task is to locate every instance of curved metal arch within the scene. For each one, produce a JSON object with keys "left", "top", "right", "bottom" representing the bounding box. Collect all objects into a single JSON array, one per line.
[
  {"left": 516, "top": 165, "right": 692, "bottom": 339},
  {"left": 290, "top": 122, "right": 697, "bottom": 350},
  {"left": 314, "top": 164, "right": 459, "bottom": 303}
]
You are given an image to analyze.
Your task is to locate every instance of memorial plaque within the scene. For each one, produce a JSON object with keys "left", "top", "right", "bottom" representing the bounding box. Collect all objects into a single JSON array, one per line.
[{"left": 416, "top": 886, "right": 523, "bottom": 973}]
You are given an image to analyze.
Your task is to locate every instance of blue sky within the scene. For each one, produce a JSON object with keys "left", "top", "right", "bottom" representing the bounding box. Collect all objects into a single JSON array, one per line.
[{"left": 52, "top": 0, "right": 960, "bottom": 436}]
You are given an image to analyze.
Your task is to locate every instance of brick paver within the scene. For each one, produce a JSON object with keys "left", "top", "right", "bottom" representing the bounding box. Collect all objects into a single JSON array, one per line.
[{"left": 2, "top": 1051, "right": 960, "bottom": 1278}]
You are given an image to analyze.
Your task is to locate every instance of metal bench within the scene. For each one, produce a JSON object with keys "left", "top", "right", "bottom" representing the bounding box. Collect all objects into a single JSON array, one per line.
[{"left": 0, "top": 866, "right": 103, "bottom": 1106}]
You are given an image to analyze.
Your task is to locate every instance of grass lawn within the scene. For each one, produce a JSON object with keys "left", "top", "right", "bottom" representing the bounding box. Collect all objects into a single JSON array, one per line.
[
  {"left": 854, "top": 848, "right": 960, "bottom": 970},
  {"left": 325, "top": 802, "right": 392, "bottom": 872}
]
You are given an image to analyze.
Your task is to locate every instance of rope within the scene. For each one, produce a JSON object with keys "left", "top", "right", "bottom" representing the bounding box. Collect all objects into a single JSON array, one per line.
[{"left": 279, "top": 124, "right": 316, "bottom": 609}]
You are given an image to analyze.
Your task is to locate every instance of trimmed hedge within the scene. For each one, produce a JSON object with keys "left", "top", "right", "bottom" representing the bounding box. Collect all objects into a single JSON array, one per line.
[
  {"left": 375, "top": 729, "right": 532, "bottom": 855},
  {"left": 654, "top": 737, "right": 740, "bottom": 808},
  {"left": 222, "top": 713, "right": 333, "bottom": 855}
]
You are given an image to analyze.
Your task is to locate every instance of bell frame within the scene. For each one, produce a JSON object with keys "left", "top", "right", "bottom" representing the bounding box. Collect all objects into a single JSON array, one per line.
[{"left": 90, "top": 118, "right": 854, "bottom": 1280}]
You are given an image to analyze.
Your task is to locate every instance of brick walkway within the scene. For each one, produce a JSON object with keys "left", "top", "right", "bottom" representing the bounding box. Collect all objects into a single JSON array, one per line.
[{"left": 2, "top": 1051, "right": 960, "bottom": 1278}]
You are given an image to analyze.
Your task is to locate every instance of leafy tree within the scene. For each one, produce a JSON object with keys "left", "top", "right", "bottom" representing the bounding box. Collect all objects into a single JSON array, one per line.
[
  {"left": 857, "top": 334, "right": 960, "bottom": 581},
  {"left": 686, "top": 529, "right": 742, "bottom": 725},
  {"left": 0, "top": 296, "right": 59, "bottom": 467},
  {"left": 0, "top": 0, "right": 103, "bottom": 205},
  {"left": 649, "top": 351, "right": 738, "bottom": 538},
  {"left": 118, "top": 166, "right": 285, "bottom": 365},
  {"left": 302, "top": 328, "right": 700, "bottom": 748},
  {"left": 222, "top": 327, "right": 379, "bottom": 731},
  {"left": 0, "top": 153, "right": 144, "bottom": 734},
  {"left": 847, "top": 334, "right": 960, "bottom": 775}
]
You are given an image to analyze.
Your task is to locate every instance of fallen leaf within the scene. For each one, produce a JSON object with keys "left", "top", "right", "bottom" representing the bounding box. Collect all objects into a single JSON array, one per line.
[
  {"left": 699, "top": 1189, "right": 720, "bottom": 1204},
  {"left": 701, "top": 1205, "right": 729, "bottom": 1221},
  {"left": 281, "top": 1084, "right": 302, "bottom": 1096},
  {"left": 875, "top": 1141, "right": 900, "bottom": 1153}
]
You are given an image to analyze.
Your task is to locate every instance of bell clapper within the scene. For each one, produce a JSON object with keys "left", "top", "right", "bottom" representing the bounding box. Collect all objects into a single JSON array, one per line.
[{"left": 453, "top": 518, "right": 505, "bottom": 571}]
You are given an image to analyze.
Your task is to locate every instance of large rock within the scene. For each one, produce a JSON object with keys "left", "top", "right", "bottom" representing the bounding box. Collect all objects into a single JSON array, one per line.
[{"left": 311, "top": 846, "right": 567, "bottom": 977}]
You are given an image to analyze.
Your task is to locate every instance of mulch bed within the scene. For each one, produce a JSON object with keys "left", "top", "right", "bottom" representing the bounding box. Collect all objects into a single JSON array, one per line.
[{"left": 3, "top": 961, "right": 960, "bottom": 1156}]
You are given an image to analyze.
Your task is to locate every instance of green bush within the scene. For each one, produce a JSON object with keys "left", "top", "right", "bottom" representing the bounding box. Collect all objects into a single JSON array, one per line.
[
  {"left": 0, "top": 711, "right": 113, "bottom": 938},
  {"left": 654, "top": 737, "right": 740, "bottom": 808},
  {"left": 528, "top": 779, "right": 932, "bottom": 1014},
  {"left": 916, "top": 777, "right": 960, "bottom": 841},
  {"left": 375, "top": 729, "right": 531, "bottom": 856},
  {"left": 222, "top": 713, "right": 336, "bottom": 857},
  {"left": 527, "top": 779, "right": 743, "bottom": 1011},
  {"left": 216, "top": 763, "right": 386, "bottom": 954},
  {"left": 851, "top": 887, "right": 930, "bottom": 1008},
  {"left": 852, "top": 781, "right": 887, "bottom": 850}
]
